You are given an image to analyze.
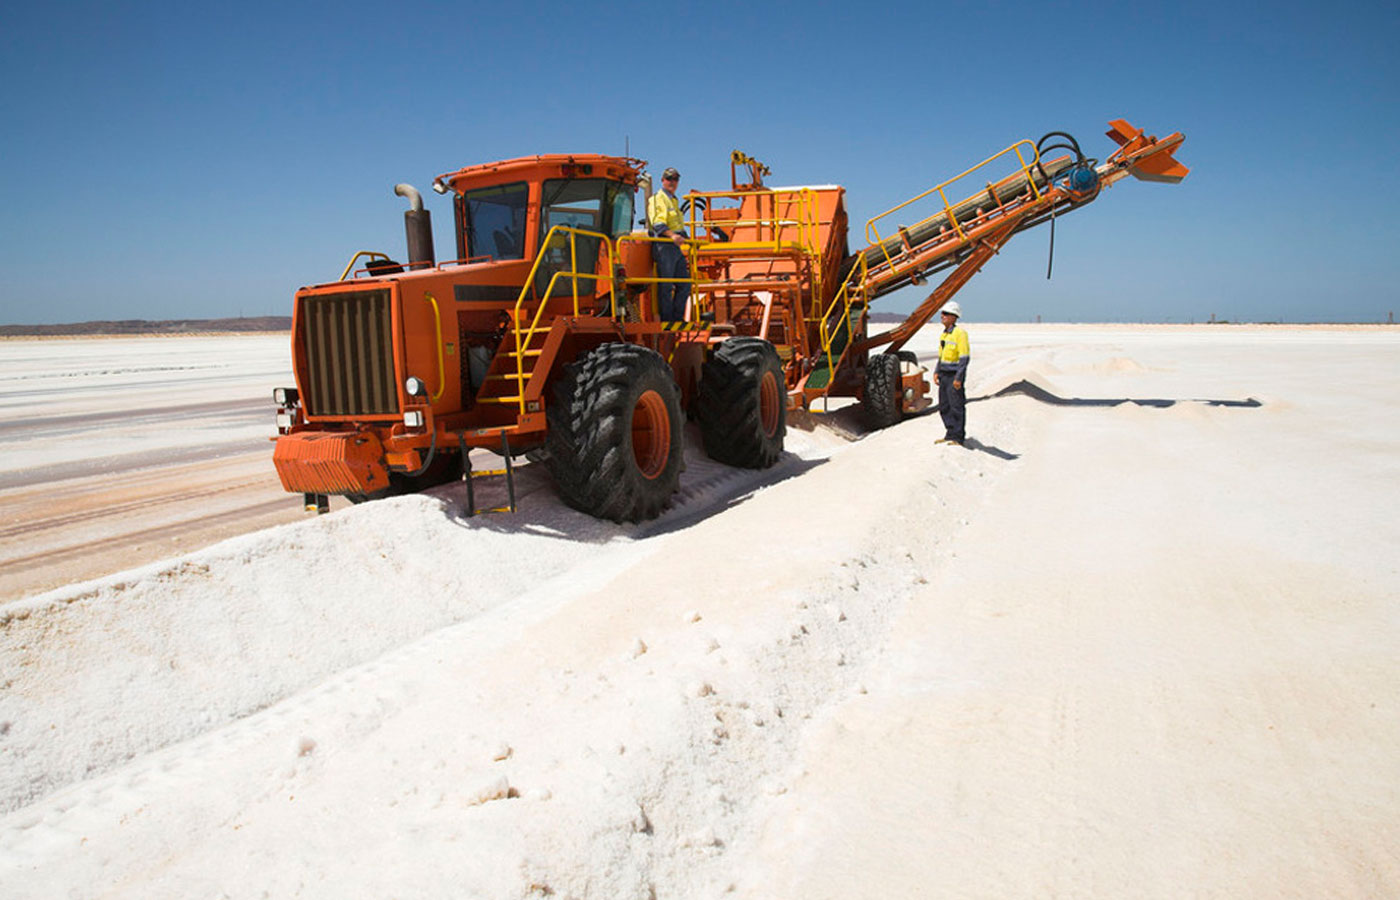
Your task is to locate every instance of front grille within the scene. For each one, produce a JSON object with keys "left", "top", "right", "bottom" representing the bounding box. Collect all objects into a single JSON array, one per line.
[{"left": 300, "top": 289, "right": 398, "bottom": 416}]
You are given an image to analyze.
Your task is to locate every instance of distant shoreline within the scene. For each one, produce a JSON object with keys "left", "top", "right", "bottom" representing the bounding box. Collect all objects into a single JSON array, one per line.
[
  {"left": 1, "top": 316, "right": 1393, "bottom": 340},
  {"left": 0, "top": 331, "right": 291, "bottom": 341},
  {"left": 0, "top": 316, "right": 291, "bottom": 337}
]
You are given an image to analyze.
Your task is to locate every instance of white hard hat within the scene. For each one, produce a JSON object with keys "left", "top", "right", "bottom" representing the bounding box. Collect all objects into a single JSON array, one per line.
[{"left": 942, "top": 301, "right": 962, "bottom": 317}]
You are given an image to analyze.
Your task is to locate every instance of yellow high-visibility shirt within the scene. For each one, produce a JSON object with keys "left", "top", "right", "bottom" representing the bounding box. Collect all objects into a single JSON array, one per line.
[
  {"left": 648, "top": 189, "right": 684, "bottom": 236},
  {"left": 937, "top": 325, "right": 970, "bottom": 379}
]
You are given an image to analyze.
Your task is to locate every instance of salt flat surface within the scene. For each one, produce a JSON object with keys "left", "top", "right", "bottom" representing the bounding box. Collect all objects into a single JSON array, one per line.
[
  {"left": 0, "top": 335, "right": 291, "bottom": 472},
  {"left": 0, "top": 335, "right": 306, "bottom": 598},
  {"left": 1, "top": 325, "right": 1398, "bottom": 898}
]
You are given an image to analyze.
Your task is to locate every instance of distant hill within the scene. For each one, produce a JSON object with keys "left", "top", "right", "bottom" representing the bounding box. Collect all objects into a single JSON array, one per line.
[{"left": 0, "top": 317, "right": 291, "bottom": 336}]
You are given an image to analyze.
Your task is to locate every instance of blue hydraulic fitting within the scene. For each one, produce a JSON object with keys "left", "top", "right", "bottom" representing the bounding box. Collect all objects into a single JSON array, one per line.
[{"left": 1067, "top": 165, "right": 1099, "bottom": 193}]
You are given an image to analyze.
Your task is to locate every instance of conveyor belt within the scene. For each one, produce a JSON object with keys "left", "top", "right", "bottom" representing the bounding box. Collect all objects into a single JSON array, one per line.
[
  {"left": 844, "top": 155, "right": 1076, "bottom": 298},
  {"left": 860, "top": 191, "right": 1094, "bottom": 301}
]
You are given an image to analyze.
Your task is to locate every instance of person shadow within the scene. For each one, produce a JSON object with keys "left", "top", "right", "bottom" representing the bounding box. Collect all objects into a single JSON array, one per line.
[
  {"left": 903, "top": 405, "right": 1020, "bottom": 459},
  {"left": 959, "top": 436, "right": 1019, "bottom": 459}
]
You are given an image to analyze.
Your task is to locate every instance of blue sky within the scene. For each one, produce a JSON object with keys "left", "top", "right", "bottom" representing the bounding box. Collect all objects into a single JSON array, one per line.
[{"left": 2, "top": 0, "right": 1397, "bottom": 324}]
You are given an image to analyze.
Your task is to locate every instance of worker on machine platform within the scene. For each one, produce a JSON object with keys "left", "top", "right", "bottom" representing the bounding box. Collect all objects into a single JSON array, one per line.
[
  {"left": 647, "top": 167, "right": 690, "bottom": 321},
  {"left": 935, "top": 301, "right": 970, "bottom": 445}
]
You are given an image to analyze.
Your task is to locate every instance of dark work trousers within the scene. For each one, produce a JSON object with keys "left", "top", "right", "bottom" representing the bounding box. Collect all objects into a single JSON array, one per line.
[
  {"left": 652, "top": 239, "right": 690, "bottom": 321},
  {"left": 937, "top": 369, "right": 966, "bottom": 441}
]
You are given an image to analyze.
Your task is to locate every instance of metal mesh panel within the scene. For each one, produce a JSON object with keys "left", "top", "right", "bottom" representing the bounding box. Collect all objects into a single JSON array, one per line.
[{"left": 301, "top": 289, "right": 398, "bottom": 416}]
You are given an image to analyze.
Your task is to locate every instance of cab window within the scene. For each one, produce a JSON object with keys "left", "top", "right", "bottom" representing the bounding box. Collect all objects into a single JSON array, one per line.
[
  {"left": 535, "top": 179, "right": 634, "bottom": 297},
  {"left": 540, "top": 179, "right": 635, "bottom": 238},
  {"left": 461, "top": 182, "right": 529, "bottom": 261},
  {"left": 611, "top": 189, "right": 635, "bottom": 236}
]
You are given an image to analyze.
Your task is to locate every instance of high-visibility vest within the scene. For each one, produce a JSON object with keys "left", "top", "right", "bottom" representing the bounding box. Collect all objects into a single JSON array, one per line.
[
  {"left": 648, "top": 190, "right": 684, "bottom": 235},
  {"left": 937, "top": 326, "right": 970, "bottom": 378}
]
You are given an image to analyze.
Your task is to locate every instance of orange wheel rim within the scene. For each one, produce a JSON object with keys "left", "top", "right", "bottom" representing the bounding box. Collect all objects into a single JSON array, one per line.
[
  {"left": 632, "top": 389, "right": 670, "bottom": 479},
  {"left": 759, "top": 371, "right": 781, "bottom": 437}
]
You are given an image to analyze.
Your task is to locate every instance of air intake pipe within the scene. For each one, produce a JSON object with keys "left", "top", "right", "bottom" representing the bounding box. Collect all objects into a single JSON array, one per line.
[{"left": 394, "top": 183, "right": 436, "bottom": 270}]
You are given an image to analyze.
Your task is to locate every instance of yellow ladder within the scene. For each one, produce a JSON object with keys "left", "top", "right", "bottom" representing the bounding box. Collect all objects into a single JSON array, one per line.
[{"left": 459, "top": 431, "right": 518, "bottom": 516}]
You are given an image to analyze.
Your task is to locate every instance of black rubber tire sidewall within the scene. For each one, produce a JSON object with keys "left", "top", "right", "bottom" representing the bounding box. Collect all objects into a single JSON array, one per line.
[
  {"left": 862, "top": 352, "right": 904, "bottom": 429},
  {"left": 545, "top": 342, "right": 684, "bottom": 522},
  {"left": 697, "top": 337, "right": 786, "bottom": 469}
]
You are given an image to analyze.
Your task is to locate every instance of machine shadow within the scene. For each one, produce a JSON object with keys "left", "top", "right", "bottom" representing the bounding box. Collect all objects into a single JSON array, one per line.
[
  {"left": 438, "top": 372, "right": 1249, "bottom": 538},
  {"left": 433, "top": 451, "right": 829, "bottom": 542},
  {"left": 974, "top": 378, "right": 1263, "bottom": 409},
  {"left": 635, "top": 454, "right": 829, "bottom": 539}
]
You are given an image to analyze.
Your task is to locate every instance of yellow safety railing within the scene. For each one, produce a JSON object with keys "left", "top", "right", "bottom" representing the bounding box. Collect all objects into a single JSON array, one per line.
[
  {"left": 683, "top": 186, "right": 826, "bottom": 339},
  {"left": 809, "top": 252, "right": 869, "bottom": 398},
  {"left": 338, "top": 250, "right": 393, "bottom": 281},
  {"left": 615, "top": 233, "right": 704, "bottom": 321},
  {"left": 864, "top": 140, "right": 1042, "bottom": 273},
  {"left": 685, "top": 187, "right": 822, "bottom": 256},
  {"left": 491, "top": 225, "right": 616, "bottom": 414}
]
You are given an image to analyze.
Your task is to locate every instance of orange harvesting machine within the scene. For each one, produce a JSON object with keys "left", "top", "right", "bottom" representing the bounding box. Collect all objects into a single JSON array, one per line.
[{"left": 271, "top": 119, "right": 1187, "bottom": 521}]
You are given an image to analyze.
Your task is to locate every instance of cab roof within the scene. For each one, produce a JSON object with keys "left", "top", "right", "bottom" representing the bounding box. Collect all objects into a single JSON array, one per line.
[{"left": 436, "top": 154, "right": 645, "bottom": 193}]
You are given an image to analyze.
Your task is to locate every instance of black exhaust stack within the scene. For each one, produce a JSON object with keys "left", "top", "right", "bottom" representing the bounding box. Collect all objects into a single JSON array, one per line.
[{"left": 394, "top": 183, "right": 436, "bottom": 270}]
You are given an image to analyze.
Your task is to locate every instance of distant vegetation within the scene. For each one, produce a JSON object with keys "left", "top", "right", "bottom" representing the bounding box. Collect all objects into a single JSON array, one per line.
[{"left": 0, "top": 316, "right": 291, "bottom": 336}]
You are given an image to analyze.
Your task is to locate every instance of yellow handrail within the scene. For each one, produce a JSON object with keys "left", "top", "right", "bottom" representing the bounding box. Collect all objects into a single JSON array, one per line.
[
  {"left": 684, "top": 187, "right": 822, "bottom": 255},
  {"left": 683, "top": 186, "right": 825, "bottom": 336},
  {"left": 615, "top": 233, "right": 702, "bottom": 320},
  {"left": 338, "top": 250, "right": 392, "bottom": 282},
  {"left": 811, "top": 253, "right": 868, "bottom": 397},
  {"left": 864, "top": 140, "right": 1041, "bottom": 271},
  {"left": 423, "top": 292, "right": 445, "bottom": 402},
  {"left": 507, "top": 225, "right": 615, "bottom": 414}
]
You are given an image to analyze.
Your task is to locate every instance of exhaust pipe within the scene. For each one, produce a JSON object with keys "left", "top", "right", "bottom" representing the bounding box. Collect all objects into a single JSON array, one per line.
[{"left": 394, "top": 183, "right": 436, "bottom": 269}]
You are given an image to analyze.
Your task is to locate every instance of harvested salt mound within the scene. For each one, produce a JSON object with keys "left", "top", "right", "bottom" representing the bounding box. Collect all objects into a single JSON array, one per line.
[
  {"left": 1097, "top": 356, "right": 1149, "bottom": 374},
  {"left": 0, "top": 421, "right": 848, "bottom": 814},
  {"left": 0, "top": 490, "right": 621, "bottom": 813}
]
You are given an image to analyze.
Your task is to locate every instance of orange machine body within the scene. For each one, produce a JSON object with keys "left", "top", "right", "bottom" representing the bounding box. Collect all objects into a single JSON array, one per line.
[
  {"left": 272, "top": 121, "right": 1188, "bottom": 508},
  {"left": 274, "top": 154, "right": 652, "bottom": 496}
]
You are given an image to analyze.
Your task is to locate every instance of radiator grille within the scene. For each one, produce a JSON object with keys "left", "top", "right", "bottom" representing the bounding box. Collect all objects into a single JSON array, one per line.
[{"left": 300, "top": 289, "right": 398, "bottom": 416}]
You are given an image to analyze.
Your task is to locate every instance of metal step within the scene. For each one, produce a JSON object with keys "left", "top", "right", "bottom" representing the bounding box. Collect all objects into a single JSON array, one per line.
[{"left": 460, "top": 432, "right": 517, "bottom": 516}]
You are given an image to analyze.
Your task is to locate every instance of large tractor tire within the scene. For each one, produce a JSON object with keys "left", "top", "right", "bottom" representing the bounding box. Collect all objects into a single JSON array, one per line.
[
  {"left": 697, "top": 337, "right": 786, "bottom": 469},
  {"left": 545, "top": 342, "right": 684, "bottom": 522},
  {"left": 862, "top": 352, "right": 904, "bottom": 430}
]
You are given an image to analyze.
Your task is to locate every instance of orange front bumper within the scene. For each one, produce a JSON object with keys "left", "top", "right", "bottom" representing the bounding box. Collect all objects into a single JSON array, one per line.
[{"left": 273, "top": 430, "right": 391, "bottom": 496}]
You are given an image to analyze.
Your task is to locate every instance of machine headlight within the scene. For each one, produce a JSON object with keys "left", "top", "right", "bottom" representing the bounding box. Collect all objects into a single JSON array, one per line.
[
  {"left": 276, "top": 413, "right": 294, "bottom": 430},
  {"left": 273, "top": 387, "right": 299, "bottom": 406},
  {"left": 405, "top": 376, "right": 426, "bottom": 397},
  {"left": 403, "top": 410, "right": 425, "bottom": 428}
]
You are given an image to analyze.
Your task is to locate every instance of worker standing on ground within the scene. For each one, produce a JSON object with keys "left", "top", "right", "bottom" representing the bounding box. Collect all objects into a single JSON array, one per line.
[
  {"left": 648, "top": 167, "right": 690, "bottom": 321},
  {"left": 935, "top": 301, "right": 970, "bottom": 445}
]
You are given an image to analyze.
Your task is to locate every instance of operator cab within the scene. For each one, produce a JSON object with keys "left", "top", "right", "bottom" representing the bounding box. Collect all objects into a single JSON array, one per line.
[
  {"left": 444, "top": 156, "right": 640, "bottom": 270},
  {"left": 431, "top": 155, "right": 645, "bottom": 401}
]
